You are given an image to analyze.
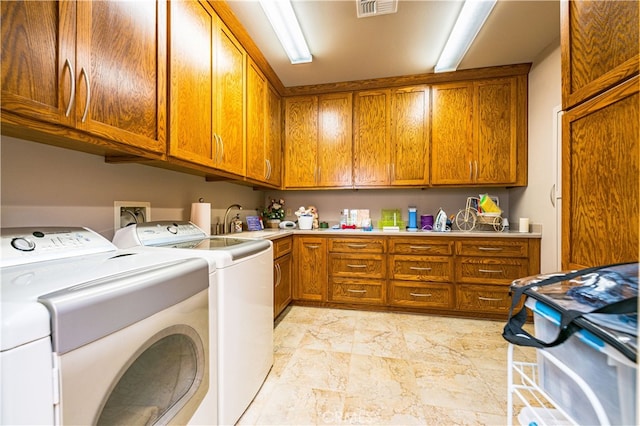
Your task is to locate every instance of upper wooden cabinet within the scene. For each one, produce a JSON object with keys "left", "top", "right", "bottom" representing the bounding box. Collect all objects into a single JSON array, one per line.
[
  {"left": 168, "top": 0, "right": 246, "bottom": 175},
  {"left": 246, "top": 59, "right": 281, "bottom": 186},
  {"left": 353, "top": 86, "right": 430, "bottom": 187},
  {"left": 284, "top": 93, "right": 353, "bottom": 188},
  {"left": 561, "top": 0, "right": 639, "bottom": 110},
  {"left": 1, "top": 0, "right": 166, "bottom": 154},
  {"left": 431, "top": 76, "right": 526, "bottom": 186}
]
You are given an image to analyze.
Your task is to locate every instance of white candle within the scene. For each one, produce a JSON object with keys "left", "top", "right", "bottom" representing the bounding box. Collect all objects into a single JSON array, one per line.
[{"left": 519, "top": 218, "right": 530, "bottom": 233}]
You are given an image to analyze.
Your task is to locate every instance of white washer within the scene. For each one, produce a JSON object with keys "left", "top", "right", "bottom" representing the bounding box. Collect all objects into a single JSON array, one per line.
[
  {"left": 0, "top": 227, "right": 213, "bottom": 425},
  {"left": 113, "top": 221, "right": 274, "bottom": 425}
]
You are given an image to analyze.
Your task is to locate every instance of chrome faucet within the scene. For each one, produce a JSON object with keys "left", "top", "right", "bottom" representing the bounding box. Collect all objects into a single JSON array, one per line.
[{"left": 223, "top": 204, "right": 243, "bottom": 234}]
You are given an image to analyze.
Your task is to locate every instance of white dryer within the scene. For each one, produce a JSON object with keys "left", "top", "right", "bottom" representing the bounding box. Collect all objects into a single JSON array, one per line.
[
  {"left": 0, "top": 227, "right": 212, "bottom": 425},
  {"left": 113, "top": 221, "right": 274, "bottom": 426}
]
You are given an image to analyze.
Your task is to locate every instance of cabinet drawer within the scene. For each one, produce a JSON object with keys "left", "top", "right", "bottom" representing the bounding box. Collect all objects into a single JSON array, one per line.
[
  {"left": 273, "top": 236, "right": 293, "bottom": 258},
  {"left": 456, "top": 285, "right": 512, "bottom": 313},
  {"left": 456, "top": 257, "right": 529, "bottom": 285},
  {"left": 389, "top": 239, "right": 453, "bottom": 255},
  {"left": 389, "top": 280, "right": 454, "bottom": 309},
  {"left": 329, "top": 238, "right": 385, "bottom": 253},
  {"left": 329, "top": 253, "right": 385, "bottom": 278},
  {"left": 455, "top": 240, "right": 528, "bottom": 258},
  {"left": 330, "top": 277, "right": 384, "bottom": 304},
  {"left": 389, "top": 255, "right": 453, "bottom": 282}
]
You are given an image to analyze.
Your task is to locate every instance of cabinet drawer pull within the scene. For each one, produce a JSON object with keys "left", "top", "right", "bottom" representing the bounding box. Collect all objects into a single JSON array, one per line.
[
  {"left": 346, "top": 264, "right": 367, "bottom": 268},
  {"left": 305, "top": 244, "right": 320, "bottom": 249},
  {"left": 346, "top": 289, "right": 367, "bottom": 293},
  {"left": 347, "top": 244, "right": 368, "bottom": 248},
  {"left": 478, "top": 247, "right": 503, "bottom": 251},
  {"left": 409, "top": 266, "right": 432, "bottom": 271},
  {"left": 478, "top": 296, "right": 503, "bottom": 301},
  {"left": 64, "top": 58, "right": 75, "bottom": 117},
  {"left": 409, "top": 245, "right": 432, "bottom": 250},
  {"left": 409, "top": 292, "right": 432, "bottom": 298},
  {"left": 478, "top": 269, "right": 503, "bottom": 274}
]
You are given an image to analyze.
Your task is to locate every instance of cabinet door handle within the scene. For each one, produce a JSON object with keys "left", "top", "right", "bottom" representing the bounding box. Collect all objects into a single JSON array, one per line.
[
  {"left": 219, "top": 136, "right": 224, "bottom": 164},
  {"left": 478, "top": 247, "right": 503, "bottom": 251},
  {"left": 347, "top": 244, "right": 367, "bottom": 248},
  {"left": 346, "top": 264, "right": 367, "bottom": 268},
  {"left": 214, "top": 134, "right": 222, "bottom": 164},
  {"left": 274, "top": 263, "right": 281, "bottom": 286},
  {"left": 469, "top": 161, "right": 473, "bottom": 180},
  {"left": 347, "top": 289, "right": 367, "bottom": 293},
  {"left": 64, "top": 58, "right": 75, "bottom": 117},
  {"left": 409, "top": 292, "right": 432, "bottom": 297},
  {"left": 409, "top": 245, "right": 431, "bottom": 250},
  {"left": 478, "top": 268, "right": 503, "bottom": 274},
  {"left": 474, "top": 160, "right": 478, "bottom": 181},
  {"left": 80, "top": 67, "right": 90, "bottom": 123},
  {"left": 478, "top": 296, "right": 503, "bottom": 302},
  {"left": 266, "top": 159, "right": 271, "bottom": 180},
  {"left": 550, "top": 184, "right": 556, "bottom": 208},
  {"left": 305, "top": 244, "right": 320, "bottom": 249},
  {"left": 409, "top": 266, "right": 432, "bottom": 271}
]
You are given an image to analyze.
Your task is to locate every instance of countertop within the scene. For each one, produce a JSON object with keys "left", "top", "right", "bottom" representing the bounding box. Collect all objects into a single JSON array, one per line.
[{"left": 231, "top": 225, "right": 542, "bottom": 241}]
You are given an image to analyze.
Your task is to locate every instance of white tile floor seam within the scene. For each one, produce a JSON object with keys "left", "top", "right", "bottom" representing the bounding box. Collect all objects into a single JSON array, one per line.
[{"left": 237, "top": 306, "right": 535, "bottom": 425}]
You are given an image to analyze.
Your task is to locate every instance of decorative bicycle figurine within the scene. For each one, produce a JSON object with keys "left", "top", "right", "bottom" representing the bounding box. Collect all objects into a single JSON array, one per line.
[{"left": 455, "top": 195, "right": 506, "bottom": 232}]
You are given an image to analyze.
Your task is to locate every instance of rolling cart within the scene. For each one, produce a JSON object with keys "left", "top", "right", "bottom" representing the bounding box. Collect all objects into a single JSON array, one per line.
[{"left": 455, "top": 196, "right": 505, "bottom": 232}]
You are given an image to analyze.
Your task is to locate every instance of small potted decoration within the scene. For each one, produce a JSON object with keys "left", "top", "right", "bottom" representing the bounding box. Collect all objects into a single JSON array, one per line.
[{"left": 263, "top": 198, "right": 285, "bottom": 228}]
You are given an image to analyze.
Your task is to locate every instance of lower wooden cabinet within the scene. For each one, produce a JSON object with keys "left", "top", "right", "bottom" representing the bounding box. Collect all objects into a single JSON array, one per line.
[
  {"left": 292, "top": 235, "right": 540, "bottom": 319},
  {"left": 273, "top": 237, "right": 293, "bottom": 318}
]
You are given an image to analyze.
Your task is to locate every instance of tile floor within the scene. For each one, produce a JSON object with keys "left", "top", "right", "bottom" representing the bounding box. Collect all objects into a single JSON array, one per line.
[{"left": 238, "top": 306, "right": 536, "bottom": 425}]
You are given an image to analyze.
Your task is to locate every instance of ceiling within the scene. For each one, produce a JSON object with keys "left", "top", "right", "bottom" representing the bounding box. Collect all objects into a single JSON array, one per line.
[{"left": 225, "top": 0, "right": 561, "bottom": 88}]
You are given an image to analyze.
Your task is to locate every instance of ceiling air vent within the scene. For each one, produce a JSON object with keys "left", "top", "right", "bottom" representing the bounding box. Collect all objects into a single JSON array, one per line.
[{"left": 357, "top": 0, "right": 398, "bottom": 18}]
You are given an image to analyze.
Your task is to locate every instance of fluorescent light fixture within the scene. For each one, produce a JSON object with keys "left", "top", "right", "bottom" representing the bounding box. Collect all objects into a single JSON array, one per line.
[
  {"left": 434, "top": 0, "right": 497, "bottom": 73},
  {"left": 259, "top": 0, "right": 312, "bottom": 64}
]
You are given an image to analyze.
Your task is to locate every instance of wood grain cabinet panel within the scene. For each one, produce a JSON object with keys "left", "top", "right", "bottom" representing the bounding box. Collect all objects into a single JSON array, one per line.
[
  {"left": 2, "top": 0, "right": 166, "bottom": 154},
  {"left": 294, "top": 236, "right": 327, "bottom": 301},
  {"left": 265, "top": 84, "right": 282, "bottom": 186},
  {"left": 561, "top": 0, "right": 639, "bottom": 109},
  {"left": 329, "top": 238, "right": 385, "bottom": 253},
  {"left": 389, "top": 281, "right": 454, "bottom": 309},
  {"left": 389, "top": 255, "right": 453, "bottom": 282},
  {"left": 455, "top": 239, "right": 528, "bottom": 258},
  {"left": 562, "top": 76, "right": 639, "bottom": 269},
  {"left": 329, "top": 253, "right": 385, "bottom": 279},
  {"left": 388, "top": 239, "right": 453, "bottom": 255},
  {"left": 284, "top": 93, "right": 353, "bottom": 188},
  {"left": 330, "top": 277, "right": 384, "bottom": 304},
  {"left": 274, "top": 253, "right": 292, "bottom": 318},
  {"left": 456, "top": 257, "right": 529, "bottom": 285},
  {"left": 457, "top": 285, "right": 512, "bottom": 314}
]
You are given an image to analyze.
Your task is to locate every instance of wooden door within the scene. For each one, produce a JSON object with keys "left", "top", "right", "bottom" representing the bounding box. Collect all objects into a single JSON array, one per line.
[
  {"left": 353, "top": 89, "right": 391, "bottom": 187},
  {"left": 562, "top": 0, "right": 639, "bottom": 109},
  {"left": 214, "top": 22, "right": 246, "bottom": 175},
  {"left": 168, "top": 0, "right": 216, "bottom": 166},
  {"left": 246, "top": 59, "right": 266, "bottom": 182},
  {"left": 474, "top": 78, "right": 518, "bottom": 184},
  {"left": 431, "top": 82, "right": 473, "bottom": 184},
  {"left": 391, "top": 86, "right": 430, "bottom": 185},
  {"left": 294, "top": 237, "right": 327, "bottom": 301},
  {"left": 284, "top": 96, "right": 318, "bottom": 188},
  {"left": 265, "top": 84, "right": 282, "bottom": 186},
  {"left": 274, "top": 253, "right": 292, "bottom": 318},
  {"left": 1, "top": 1, "right": 76, "bottom": 127},
  {"left": 562, "top": 76, "right": 639, "bottom": 269},
  {"left": 317, "top": 92, "right": 353, "bottom": 187},
  {"left": 76, "top": 0, "right": 166, "bottom": 153}
]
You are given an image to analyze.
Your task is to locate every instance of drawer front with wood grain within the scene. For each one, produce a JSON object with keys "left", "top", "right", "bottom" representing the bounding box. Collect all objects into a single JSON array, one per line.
[
  {"left": 329, "top": 253, "right": 385, "bottom": 278},
  {"left": 389, "top": 280, "right": 454, "bottom": 309},
  {"left": 389, "top": 255, "right": 453, "bottom": 282},
  {"left": 456, "top": 257, "right": 529, "bottom": 285},
  {"left": 456, "top": 284, "right": 512, "bottom": 313},
  {"left": 273, "top": 236, "right": 293, "bottom": 258},
  {"left": 329, "top": 238, "right": 386, "bottom": 253},
  {"left": 455, "top": 239, "right": 528, "bottom": 258},
  {"left": 389, "top": 239, "right": 453, "bottom": 255},
  {"left": 330, "top": 277, "right": 384, "bottom": 304}
]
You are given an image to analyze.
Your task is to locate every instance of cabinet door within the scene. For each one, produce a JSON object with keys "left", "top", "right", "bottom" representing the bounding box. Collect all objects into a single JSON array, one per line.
[
  {"left": 294, "top": 237, "right": 327, "bottom": 301},
  {"left": 168, "top": 0, "right": 216, "bottom": 165},
  {"left": 246, "top": 59, "right": 266, "bottom": 181},
  {"left": 562, "top": 0, "right": 639, "bottom": 109},
  {"left": 265, "top": 84, "right": 282, "bottom": 186},
  {"left": 431, "top": 82, "right": 473, "bottom": 184},
  {"left": 562, "top": 76, "right": 639, "bottom": 269},
  {"left": 76, "top": 1, "right": 166, "bottom": 153},
  {"left": 214, "top": 22, "right": 246, "bottom": 175},
  {"left": 1, "top": 1, "right": 76, "bottom": 127},
  {"left": 474, "top": 78, "right": 518, "bottom": 184},
  {"left": 391, "top": 86, "right": 430, "bottom": 185},
  {"left": 318, "top": 93, "right": 353, "bottom": 187},
  {"left": 353, "top": 89, "right": 391, "bottom": 187},
  {"left": 274, "top": 253, "right": 292, "bottom": 318},
  {"left": 284, "top": 96, "right": 318, "bottom": 188}
]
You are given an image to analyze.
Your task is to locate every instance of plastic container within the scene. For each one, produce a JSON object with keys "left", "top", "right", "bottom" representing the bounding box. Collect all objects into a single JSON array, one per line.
[
  {"left": 525, "top": 298, "right": 637, "bottom": 425},
  {"left": 379, "top": 209, "right": 404, "bottom": 229}
]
